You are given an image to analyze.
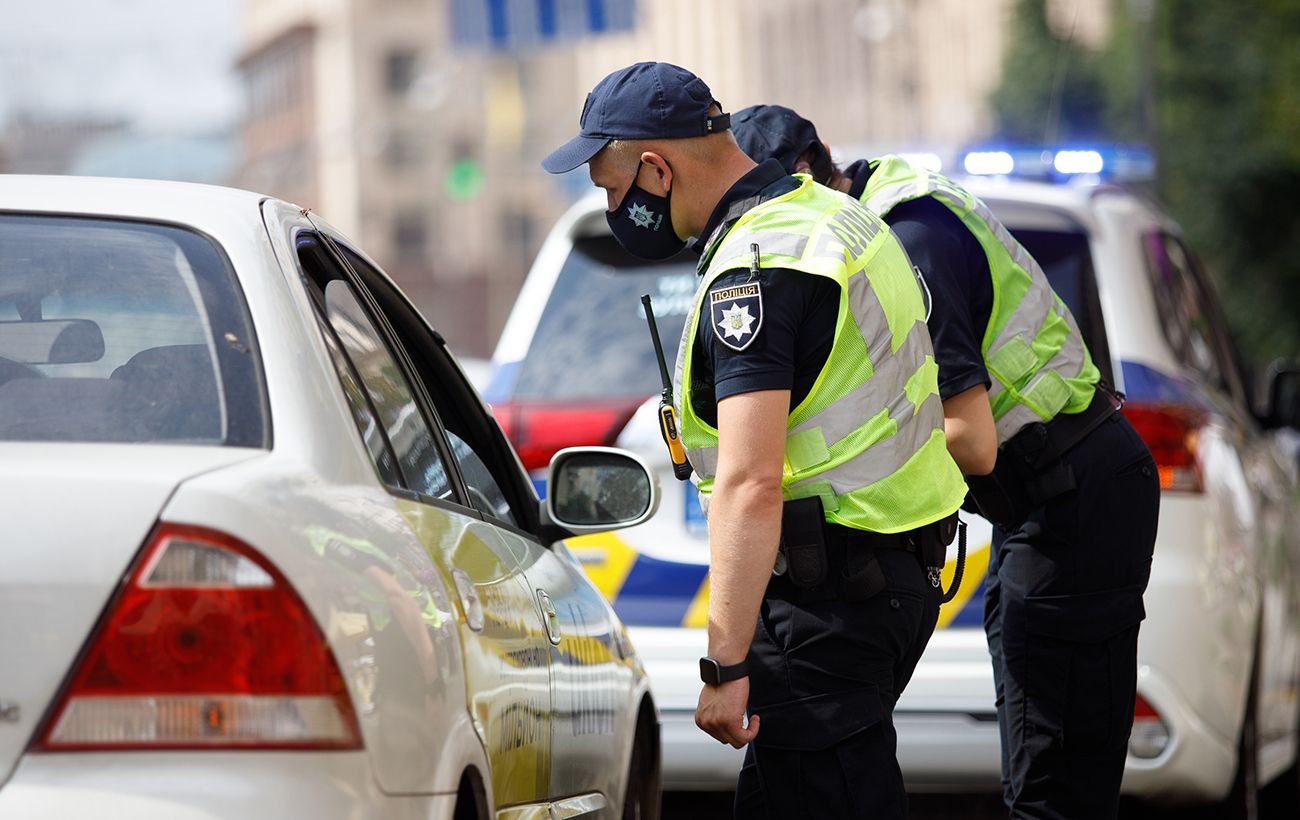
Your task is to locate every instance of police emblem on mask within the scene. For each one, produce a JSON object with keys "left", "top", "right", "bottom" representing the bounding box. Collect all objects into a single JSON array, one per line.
[
  {"left": 709, "top": 281, "right": 763, "bottom": 351},
  {"left": 627, "top": 203, "right": 660, "bottom": 230}
]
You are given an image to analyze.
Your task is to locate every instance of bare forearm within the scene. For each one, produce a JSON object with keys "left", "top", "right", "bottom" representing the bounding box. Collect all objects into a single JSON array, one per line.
[
  {"left": 945, "top": 417, "right": 991, "bottom": 475},
  {"left": 705, "top": 476, "right": 783, "bottom": 665},
  {"left": 943, "top": 385, "right": 997, "bottom": 476}
]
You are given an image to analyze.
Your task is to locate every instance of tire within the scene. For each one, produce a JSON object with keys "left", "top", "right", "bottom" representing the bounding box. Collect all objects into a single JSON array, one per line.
[
  {"left": 1259, "top": 657, "right": 1300, "bottom": 819},
  {"left": 1224, "top": 650, "right": 1261, "bottom": 820},
  {"left": 621, "top": 706, "right": 661, "bottom": 820},
  {"left": 453, "top": 771, "right": 488, "bottom": 820}
]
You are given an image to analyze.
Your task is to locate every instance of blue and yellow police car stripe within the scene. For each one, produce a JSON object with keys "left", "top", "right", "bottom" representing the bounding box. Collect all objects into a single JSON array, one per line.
[{"left": 566, "top": 532, "right": 991, "bottom": 630}]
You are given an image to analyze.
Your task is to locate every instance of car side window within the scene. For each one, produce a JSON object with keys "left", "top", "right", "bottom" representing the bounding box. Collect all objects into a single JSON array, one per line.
[
  {"left": 297, "top": 233, "right": 455, "bottom": 501},
  {"left": 315, "top": 307, "right": 405, "bottom": 487},
  {"left": 1144, "top": 232, "right": 1250, "bottom": 407},
  {"left": 337, "top": 248, "right": 525, "bottom": 530},
  {"left": 322, "top": 280, "right": 456, "bottom": 501},
  {"left": 1143, "top": 233, "right": 1224, "bottom": 386}
]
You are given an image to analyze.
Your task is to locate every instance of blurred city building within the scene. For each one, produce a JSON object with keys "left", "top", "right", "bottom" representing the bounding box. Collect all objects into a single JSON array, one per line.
[
  {"left": 234, "top": 0, "right": 1110, "bottom": 356},
  {"left": 0, "top": 113, "right": 129, "bottom": 176}
]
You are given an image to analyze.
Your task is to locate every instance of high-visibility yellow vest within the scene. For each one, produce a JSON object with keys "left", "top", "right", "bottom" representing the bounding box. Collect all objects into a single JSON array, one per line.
[
  {"left": 860, "top": 155, "right": 1100, "bottom": 444},
  {"left": 674, "top": 175, "right": 966, "bottom": 533}
]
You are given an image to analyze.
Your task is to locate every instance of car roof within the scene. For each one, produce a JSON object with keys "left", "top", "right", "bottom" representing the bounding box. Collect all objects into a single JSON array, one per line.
[{"left": 0, "top": 174, "right": 281, "bottom": 239}]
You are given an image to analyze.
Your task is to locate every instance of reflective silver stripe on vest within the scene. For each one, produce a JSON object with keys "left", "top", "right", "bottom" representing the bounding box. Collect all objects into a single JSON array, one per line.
[
  {"left": 872, "top": 171, "right": 1091, "bottom": 443},
  {"left": 788, "top": 392, "right": 943, "bottom": 496},
  {"left": 673, "top": 271, "right": 714, "bottom": 421},
  {"left": 992, "top": 323, "right": 1091, "bottom": 442},
  {"left": 688, "top": 445, "right": 719, "bottom": 478},
  {"left": 871, "top": 176, "right": 1056, "bottom": 364},
  {"left": 847, "top": 266, "right": 890, "bottom": 357},
  {"left": 710, "top": 231, "right": 810, "bottom": 270},
  {"left": 994, "top": 400, "right": 1048, "bottom": 442},
  {"left": 788, "top": 317, "right": 929, "bottom": 450}
]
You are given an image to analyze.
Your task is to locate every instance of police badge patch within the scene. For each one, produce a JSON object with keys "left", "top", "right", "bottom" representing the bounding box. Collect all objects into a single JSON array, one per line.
[{"left": 709, "top": 281, "right": 763, "bottom": 351}]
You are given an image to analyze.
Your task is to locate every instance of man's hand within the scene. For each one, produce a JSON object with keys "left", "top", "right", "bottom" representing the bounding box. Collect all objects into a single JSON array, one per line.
[{"left": 695, "top": 677, "right": 760, "bottom": 748}]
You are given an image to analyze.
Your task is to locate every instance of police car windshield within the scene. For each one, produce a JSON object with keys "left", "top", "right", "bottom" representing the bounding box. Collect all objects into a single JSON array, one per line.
[{"left": 513, "top": 235, "right": 696, "bottom": 401}]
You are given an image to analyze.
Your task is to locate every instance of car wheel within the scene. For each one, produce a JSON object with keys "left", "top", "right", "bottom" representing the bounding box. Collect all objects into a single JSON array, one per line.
[
  {"left": 622, "top": 705, "right": 661, "bottom": 820},
  {"left": 1260, "top": 656, "right": 1300, "bottom": 818},
  {"left": 1224, "top": 650, "right": 1261, "bottom": 820}
]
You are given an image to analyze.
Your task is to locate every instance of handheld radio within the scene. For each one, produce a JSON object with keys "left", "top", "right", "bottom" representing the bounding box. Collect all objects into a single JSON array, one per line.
[{"left": 641, "top": 294, "right": 693, "bottom": 482}]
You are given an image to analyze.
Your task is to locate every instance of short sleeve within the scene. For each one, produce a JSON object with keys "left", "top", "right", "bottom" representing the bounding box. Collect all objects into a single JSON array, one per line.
[
  {"left": 694, "top": 267, "right": 837, "bottom": 403},
  {"left": 884, "top": 197, "right": 994, "bottom": 401}
]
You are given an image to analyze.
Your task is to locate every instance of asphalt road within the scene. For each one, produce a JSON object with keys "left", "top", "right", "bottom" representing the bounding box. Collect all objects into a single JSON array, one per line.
[{"left": 660, "top": 780, "right": 1300, "bottom": 819}]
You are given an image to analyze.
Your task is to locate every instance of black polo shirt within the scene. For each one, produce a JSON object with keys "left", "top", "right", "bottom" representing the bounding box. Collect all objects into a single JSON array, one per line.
[
  {"left": 845, "top": 159, "right": 994, "bottom": 401},
  {"left": 687, "top": 160, "right": 839, "bottom": 427}
]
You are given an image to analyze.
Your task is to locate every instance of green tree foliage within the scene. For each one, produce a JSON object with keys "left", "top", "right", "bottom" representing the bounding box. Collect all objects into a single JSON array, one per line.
[
  {"left": 991, "top": 0, "right": 1300, "bottom": 370},
  {"left": 990, "top": 1, "right": 1109, "bottom": 142}
]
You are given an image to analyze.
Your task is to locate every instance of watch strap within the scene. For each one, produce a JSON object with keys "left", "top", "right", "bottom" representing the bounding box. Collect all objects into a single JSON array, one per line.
[{"left": 700, "top": 656, "right": 749, "bottom": 685}]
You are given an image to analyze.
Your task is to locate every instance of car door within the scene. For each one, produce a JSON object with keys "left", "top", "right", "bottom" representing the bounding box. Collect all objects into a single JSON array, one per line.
[
  {"left": 334, "top": 243, "right": 640, "bottom": 810},
  {"left": 1172, "top": 237, "right": 1300, "bottom": 766},
  {"left": 291, "top": 226, "right": 557, "bottom": 810},
  {"left": 1147, "top": 231, "right": 1300, "bottom": 764}
]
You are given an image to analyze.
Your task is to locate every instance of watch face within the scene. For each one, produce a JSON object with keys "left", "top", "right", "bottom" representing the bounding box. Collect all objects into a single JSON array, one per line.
[{"left": 699, "top": 657, "right": 719, "bottom": 685}]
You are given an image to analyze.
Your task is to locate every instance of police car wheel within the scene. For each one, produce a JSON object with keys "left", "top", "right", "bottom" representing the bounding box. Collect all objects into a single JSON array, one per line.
[{"left": 1223, "top": 650, "right": 1261, "bottom": 820}]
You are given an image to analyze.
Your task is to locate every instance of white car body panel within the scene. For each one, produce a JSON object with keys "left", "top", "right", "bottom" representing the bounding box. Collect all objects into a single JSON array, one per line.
[
  {"left": 0, "top": 444, "right": 262, "bottom": 785},
  {"left": 0, "top": 176, "right": 653, "bottom": 819}
]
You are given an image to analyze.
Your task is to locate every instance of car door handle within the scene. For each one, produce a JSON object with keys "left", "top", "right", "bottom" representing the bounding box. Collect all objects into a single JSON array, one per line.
[{"left": 536, "top": 589, "right": 561, "bottom": 646}]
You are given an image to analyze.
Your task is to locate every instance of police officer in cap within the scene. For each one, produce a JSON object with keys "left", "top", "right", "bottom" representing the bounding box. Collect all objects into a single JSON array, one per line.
[
  {"left": 732, "top": 104, "right": 1161, "bottom": 819},
  {"left": 543, "top": 62, "right": 967, "bottom": 819}
]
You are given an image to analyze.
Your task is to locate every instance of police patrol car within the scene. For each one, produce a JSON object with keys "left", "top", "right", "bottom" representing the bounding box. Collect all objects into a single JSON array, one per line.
[
  {"left": 488, "top": 145, "right": 1300, "bottom": 812},
  {"left": 0, "top": 176, "right": 661, "bottom": 820}
]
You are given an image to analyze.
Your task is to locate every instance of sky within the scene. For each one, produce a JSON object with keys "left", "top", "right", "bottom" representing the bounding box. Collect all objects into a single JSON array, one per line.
[{"left": 0, "top": 0, "right": 242, "bottom": 133}]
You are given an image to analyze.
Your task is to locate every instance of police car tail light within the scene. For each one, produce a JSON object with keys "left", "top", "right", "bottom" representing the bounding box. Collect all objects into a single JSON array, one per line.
[
  {"left": 495, "top": 400, "right": 641, "bottom": 471},
  {"left": 1129, "top": 694, "right": 1171, "bottom": 759},
  {"left": 1124, "top": 402, "right": 1204, "bottom": 493},
  {"left": 35, "top": 523, "right": 361, "bottom": 751}
]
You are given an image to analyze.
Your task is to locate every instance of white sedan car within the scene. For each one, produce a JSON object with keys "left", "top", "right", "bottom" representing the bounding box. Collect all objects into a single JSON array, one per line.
[
  {"left": 487, "top": 161, "right": 1300, "bottom": 812},
  {"left": 0, "top": 175, "right": 663, "bottom": 820}
]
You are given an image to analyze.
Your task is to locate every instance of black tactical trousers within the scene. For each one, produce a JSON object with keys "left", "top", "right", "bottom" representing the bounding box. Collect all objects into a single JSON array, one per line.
[
  {"left": 734, "top": 544, "right": 941, "bottom": 820},
  {"left": 985, "top": 411, "right": 1160, "bottom": 819}
]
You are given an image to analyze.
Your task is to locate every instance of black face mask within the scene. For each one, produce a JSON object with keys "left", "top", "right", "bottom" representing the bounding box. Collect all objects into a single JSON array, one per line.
[{"left": 606, "top": 165, "right": 687, "bottom": 260}]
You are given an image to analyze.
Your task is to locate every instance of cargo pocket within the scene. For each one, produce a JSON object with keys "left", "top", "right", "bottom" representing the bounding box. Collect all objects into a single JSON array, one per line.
[
  {"left": 751, "top": 685, "right": 884, "bottom": 751},
  {"left": 1025, "top": 587, "right": 1145, "bottom": 753}
]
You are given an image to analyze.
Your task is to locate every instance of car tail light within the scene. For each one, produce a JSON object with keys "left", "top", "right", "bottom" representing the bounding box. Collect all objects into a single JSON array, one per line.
[
  {"left": 495, "top": 400, "right": 643, "bottom": 471},
  {"left": 1129, "top": 693, "right": 1171, "bottom": 759},
  {"left": 35, "top": 523, "right": 361, "bottom": 751},
  {"left": 1124, "top": 402, "right": 1204, "bottom": 493}
]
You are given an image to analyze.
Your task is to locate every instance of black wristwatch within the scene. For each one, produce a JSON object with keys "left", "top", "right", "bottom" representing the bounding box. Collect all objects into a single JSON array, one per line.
[{"left": 699, "top": 656, "right": 749, "bottom": 685}]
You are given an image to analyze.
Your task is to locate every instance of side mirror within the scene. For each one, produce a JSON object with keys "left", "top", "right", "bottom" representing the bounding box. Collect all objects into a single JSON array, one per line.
[
  {"left": 1263, "top": 364, "right": 1300, "bottom": 431},
  {"left": 544, "top": 446, "right": 660, "bottom": 534}
]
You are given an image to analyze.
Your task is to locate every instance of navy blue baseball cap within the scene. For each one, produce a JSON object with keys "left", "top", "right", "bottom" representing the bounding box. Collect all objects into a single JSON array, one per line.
[
  {"left": 731, "top": 104, "right": 832, "bottom": 182},
  {"left": 541, "top": 62, "right": 731, "bottom": 174}
]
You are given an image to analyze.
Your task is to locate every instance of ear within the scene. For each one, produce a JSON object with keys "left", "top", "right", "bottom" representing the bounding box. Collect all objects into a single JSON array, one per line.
[{"left": 638, "top": 151, "right": 673, "bottom": 194}]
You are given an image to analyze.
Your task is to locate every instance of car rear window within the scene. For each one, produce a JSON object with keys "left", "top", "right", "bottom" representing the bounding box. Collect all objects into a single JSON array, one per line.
[
  {"left": 515, "top": 227, "right": 1113, "bottom": 402},
  {"left": 0, "top": 215, "right": 265, "bottom": 445},
  {"left": 513, "top": 235, "right": 696, "bottom": 401}
]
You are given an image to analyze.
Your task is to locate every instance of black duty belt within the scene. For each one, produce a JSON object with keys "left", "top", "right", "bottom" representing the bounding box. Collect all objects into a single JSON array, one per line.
[
  {"left": 772, "top": 509, "right": 963, "bottom": 604},
  {"left": 966, "top": 384, "right": 1123, "bottom": 531}
]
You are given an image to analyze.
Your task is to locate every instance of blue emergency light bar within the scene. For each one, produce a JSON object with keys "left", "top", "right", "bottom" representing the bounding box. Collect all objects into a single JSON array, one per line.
[{"left": 958, "top": 144, "right": 1154, "bottom": 183}]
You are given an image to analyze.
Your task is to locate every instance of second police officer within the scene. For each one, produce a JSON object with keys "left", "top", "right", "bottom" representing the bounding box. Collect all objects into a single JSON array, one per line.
[
  {"left": 732, "top": 104, "right": 1161, "bottom": 820},
  {"left": 542, "top": 63, "right": 967, "bottom": 818}
]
